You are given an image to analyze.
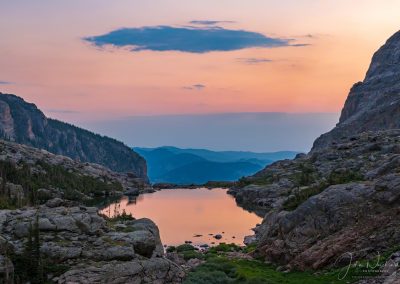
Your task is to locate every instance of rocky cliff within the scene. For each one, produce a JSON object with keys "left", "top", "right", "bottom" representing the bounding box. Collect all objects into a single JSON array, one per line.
[
  {"left": 0, "top": 138, "right": 150, "bottom": 209},
  {"left": 0, "top": 93, "right": 147, "bottom": 179},
  {"left": 0, "top": 139, "right": 181, "bottom": 282},
  {"left": 312, "top": 30, "right": 400, "bottom": 151},
  {"left": 229, "top": 30, "right": 400, "bottom": 282},
  {"left": 0, "top": 201, "right": 185, "bottom": 283}
]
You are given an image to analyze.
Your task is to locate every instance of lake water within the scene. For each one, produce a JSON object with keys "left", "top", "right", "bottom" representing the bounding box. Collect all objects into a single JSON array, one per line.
[{"left": 101, "top": 188, "right": 262, "bottom": 246}]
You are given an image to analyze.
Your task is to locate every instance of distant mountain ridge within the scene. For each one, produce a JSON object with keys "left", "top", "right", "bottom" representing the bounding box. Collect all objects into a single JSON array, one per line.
[
  {"left": 0, "top": 93, "right": 147, "bottom": 179},
  {"left": 134, "top": 146, "right": 298, "bottom": 184}
]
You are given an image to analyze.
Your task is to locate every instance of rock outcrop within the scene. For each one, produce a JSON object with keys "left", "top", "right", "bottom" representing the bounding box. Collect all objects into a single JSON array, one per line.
[
  {"left": 0, "top": 201, "right": 185, "bottom": 283},
  {"left": 229, "top": 29, "right": 400, "bottom": 278},
  {"left": 0, "top": 138, "right": 150, "bottom": 206},
  {"left": 312, "top": 30, "right": 400, "bottom": 151},
  {"left": 0, "top": 93, "right": 147, "bottom": 179}
]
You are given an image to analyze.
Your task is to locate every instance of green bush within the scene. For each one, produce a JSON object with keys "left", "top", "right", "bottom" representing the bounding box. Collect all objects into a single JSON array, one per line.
[
  {"left": 327, "top": 170, "right": 363, "bottom": 185},
  {"left": 182, "top": 250, "right": 205, "bottom": 261},
  {"left": 283, "top": 183, "right": 327, "bottom": 211},
  {"left": 284, "top": 169, "right": 364, "bottom": 211},
  {"left": 208, "top": 243, "right": 241, "bottom": 254},
  {"left": 176, "top": 244, "right": 197, "bottom": 252},
  {"left": 293, "top": 163, "right": 316, "bottom": 187},
  {"left": 166, "top": 246, "right": 176, "bottom": 253}
]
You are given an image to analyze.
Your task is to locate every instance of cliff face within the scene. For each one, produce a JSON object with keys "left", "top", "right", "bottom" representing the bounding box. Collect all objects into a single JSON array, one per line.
[
  {"left": 0, "top": 93, "right": 147, "bottom": 179},
  {"left": 229, "top": 30, "right": 400, "bottom": 278},
  {"left": 312, "top": 30, "right": 400, "bottom": 150}
]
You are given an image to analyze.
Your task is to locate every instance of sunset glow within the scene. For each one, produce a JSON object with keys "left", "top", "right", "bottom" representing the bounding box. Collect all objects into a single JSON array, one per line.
[{"left": 1, "top": 0, "right": 399, "bottom": 123}]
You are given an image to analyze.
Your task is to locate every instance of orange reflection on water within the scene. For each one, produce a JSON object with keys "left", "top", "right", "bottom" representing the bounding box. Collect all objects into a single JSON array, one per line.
[{"left": 101, "top": 188, "right": 262, "bottom": 246}]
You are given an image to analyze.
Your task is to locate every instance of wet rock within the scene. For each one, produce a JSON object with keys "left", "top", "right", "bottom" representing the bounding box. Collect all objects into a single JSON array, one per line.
[
  {"left": 125, "top": 188, "right": 140, "bottom": 196},
  {"left": 244, "top": 235, "right": 257, "bottom": 246}
]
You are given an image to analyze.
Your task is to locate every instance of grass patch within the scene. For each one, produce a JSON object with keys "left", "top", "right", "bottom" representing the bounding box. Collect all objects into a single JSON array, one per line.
[
  {"left": 283, "top": 183, "right": 327, "bottom": 211},
  {"left": 182, "top": 250, "right": 205, "bottom": 261},
  {"left": 184, "top": 256, "right": 356, "bottom": 284},
  {"left": 283, "top": 169, "right": 364, "bottom": 211},
  {"left": 327, "top": 170, "right": 363, "bottom": 185},
  {"left": 208, "top": 243, "right": 242, "bottom": 254}
]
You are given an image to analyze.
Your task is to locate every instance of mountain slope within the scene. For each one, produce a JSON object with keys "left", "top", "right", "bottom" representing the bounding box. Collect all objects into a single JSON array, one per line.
[
  {"left": 0, "top": 93, "right": 147, "bottom": 179},
  {"left": 312, "top": 30, "right": 400, "bottom": 151},
  {"left": 135, "top": 147, "right": 297, "bottom": 184},
  {"left": 137, "top": 146, "right": 297, "bottom": 163},
  {"left": 158, "top": 160, "right": 263, "bottom": 184},
  {"left": 229, "top": 30, "right": 400, "bottom": 276},
  {"left": 0, "top": 138, "right": 150, "bottom": 209}
]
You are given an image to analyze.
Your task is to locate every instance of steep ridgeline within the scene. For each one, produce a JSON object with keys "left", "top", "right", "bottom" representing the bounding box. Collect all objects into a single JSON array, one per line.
[
  {"left": 0, "top": 93, "right": 147, "bottom": 179},
  {"left": 312, "top": 30, "right": 400, "bottom": 150},
  {"left": 228, "top": 30, "right": 400, "bottom": 280},
  {"left": 0, "top": 138, "right": 150, "bottom": 208}
]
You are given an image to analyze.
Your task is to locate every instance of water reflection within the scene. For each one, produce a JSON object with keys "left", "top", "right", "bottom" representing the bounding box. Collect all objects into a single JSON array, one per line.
[{"left": 101, "top": 188, "right": 262, "bottom": 246}]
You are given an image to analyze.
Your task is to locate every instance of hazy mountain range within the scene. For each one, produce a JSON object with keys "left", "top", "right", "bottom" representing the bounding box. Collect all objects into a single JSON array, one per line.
[{"left": 134, "top": 146, "right": 299, "bottom": 184}]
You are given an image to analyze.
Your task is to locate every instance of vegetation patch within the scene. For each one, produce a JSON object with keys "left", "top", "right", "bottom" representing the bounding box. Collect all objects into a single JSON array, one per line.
[
  {"left": 183, "top": 242, "right": 392, "bottom": 283},
  {"left": 208, "top": 243, "right": 242, "bottom": 254},
  {"left": 182, "top": 250, "right": 205, "bottom": 261},
  {"left": 184, "top": 256, "right": 349, "bottom": 284},
  {"left": 176, "top": 244, "right": 197, "bottom": 252},
  {"left": 283, "top": 168, "right": 364, "bottom": 211},
  {"left": 0, "top": 159, "right": 123, "bottom": 209}
]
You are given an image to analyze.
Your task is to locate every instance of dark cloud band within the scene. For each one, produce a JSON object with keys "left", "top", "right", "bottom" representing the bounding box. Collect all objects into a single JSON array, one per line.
[
  {"left": 189, "top": 20, "right": 235, "bottom": 25},
  {"left": 237, "top": 58, "right": 273, "bottom": 64},
  {"left": 183, "top": 84, "right": 206, "bottom": 90},
  {"left": 85, "top": 26, "right": 290, "bottom": 53}
]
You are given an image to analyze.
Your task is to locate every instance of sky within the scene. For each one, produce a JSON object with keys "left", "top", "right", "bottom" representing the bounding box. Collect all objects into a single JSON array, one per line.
[{"left": 1, "top": 0, "right": 399, "bottom": 151}]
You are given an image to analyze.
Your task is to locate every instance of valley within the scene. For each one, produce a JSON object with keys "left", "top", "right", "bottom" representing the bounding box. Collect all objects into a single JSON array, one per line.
[{"left": 0, "top": 24, "right": 400, "bottom": 284}]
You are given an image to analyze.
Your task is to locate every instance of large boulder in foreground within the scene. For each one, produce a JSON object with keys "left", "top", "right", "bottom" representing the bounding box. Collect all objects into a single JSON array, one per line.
[{"left": 0, "top": 201, "right": 185, "bottom": 283}]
